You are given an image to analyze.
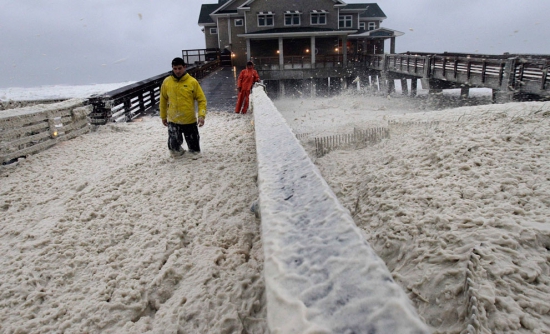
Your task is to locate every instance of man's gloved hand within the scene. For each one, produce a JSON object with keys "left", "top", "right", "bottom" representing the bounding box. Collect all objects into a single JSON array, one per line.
[
  {"left": 162, "top": 118, "right": 168, "bottom": 126},
  {"left": 198, "top": 117, "right": 205, "bottom": 127}
]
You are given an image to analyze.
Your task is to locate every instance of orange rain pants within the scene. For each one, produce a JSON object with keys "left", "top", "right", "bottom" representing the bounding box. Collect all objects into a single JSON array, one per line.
[{"left": 235, "top": 89, "right": 251, "bottom": 114}]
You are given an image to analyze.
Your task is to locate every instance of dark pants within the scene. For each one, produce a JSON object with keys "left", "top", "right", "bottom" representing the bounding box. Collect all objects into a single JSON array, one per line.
[{"left": 167, "top": 122, "right": 200, "bottom": 152}]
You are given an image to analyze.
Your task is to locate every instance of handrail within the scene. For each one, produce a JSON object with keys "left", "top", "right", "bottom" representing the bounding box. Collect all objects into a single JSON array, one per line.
[
  {"left": 88, "top": 59, "right": 220, "bottom": 125},
  {"left": 181, "top": 48, "right": 220, "bottom": 66}
]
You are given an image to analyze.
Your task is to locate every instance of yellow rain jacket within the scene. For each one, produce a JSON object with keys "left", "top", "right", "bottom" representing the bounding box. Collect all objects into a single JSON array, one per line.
[{"left": 160, "top": 73, "right": 207, "bottom": 125}]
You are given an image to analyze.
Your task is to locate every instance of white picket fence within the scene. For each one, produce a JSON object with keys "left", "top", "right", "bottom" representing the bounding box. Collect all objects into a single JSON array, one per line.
[{"left": 1, "top": 99, "right": 92, "bottom": 165}]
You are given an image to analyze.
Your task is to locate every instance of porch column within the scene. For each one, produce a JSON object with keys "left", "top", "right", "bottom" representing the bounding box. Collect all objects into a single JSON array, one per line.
[
  {"left": 246, "top": 39, "right": 251, "bottom": 61},
  {"left": 342, "top": 35, "right": 348, "bottom": 66},
  {"left": 310, "top": 36, "right": 316, "bottom": 66},
  {"left": 279, "top": 37, "right": 284, "bottom": 67},
  {"left": 390, "top": 37, "right": 396, "bottom": 54}
]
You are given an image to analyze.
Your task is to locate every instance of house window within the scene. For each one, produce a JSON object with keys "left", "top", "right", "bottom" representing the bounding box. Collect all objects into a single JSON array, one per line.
[
  {"left": 210, "top": 27, "right": 217, "bottom": 34},
  {"left": 339, "top": 15, "right": 352, "bottom": 28},
  {"left": 284, "top": 11, "right": 301, "bottom": 26},
  {"left": 310, "top": 11, "right": 327, "bottom": 25},
  {"left": 235, "top": 19, "right": 243, "bottom": 26},
  {"left": 359, "top": 22, "right": 365, "bottom": 30},
  {"left": 257, "top": 12, "right": 274, "bottom": 27},
  {"left": 368, "top": 22, "right": 376, "bottom": 30}
]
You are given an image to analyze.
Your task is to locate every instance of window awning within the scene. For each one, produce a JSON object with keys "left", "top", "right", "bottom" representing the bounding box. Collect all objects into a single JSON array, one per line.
[
  {"left": 258, "top": 11, "right": 274, "bottom": 15},
  {"left": 311, "top": 10, "right": 329, "bottom": 13},
  {"left": 284, "top": 11, "right": 302, "bottom": 14}
]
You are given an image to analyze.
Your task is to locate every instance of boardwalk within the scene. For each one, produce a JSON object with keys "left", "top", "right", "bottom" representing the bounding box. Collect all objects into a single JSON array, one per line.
[
  {"left": 199, "top": 67, "right": 239, "bottom": 112},
  {"left": 0, "top": 105, "right": 266, "bottom": 333}
]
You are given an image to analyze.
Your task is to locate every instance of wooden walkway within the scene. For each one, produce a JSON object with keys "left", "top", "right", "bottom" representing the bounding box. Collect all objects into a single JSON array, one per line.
[
  {"left": 199, "top": 67, "right": 239, "bottom": 112},
  {"left": 364, "top": 52, "right": 550, "bottom": 102}
]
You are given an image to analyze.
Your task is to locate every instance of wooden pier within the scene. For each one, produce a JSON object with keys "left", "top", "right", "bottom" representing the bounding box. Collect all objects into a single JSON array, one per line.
[
  {"left": 363, "top": 52, "right": 550, "bottom": 102},
  {"left": 254, "top": 51, "right": 550, "bottom": 102},
  {"left": 86, "top": 50, "right": 550, "bottom": 125}
]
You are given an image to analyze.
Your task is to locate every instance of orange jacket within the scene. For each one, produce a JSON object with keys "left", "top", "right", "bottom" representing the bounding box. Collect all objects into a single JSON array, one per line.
[{"left": 237, "top": 68, "right": 260, "bottom": 91}]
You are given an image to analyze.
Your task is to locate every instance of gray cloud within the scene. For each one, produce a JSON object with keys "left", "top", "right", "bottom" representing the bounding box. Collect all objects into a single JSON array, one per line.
[
  {"left": 371, "top": 0, "right": 550, "bottom": 54},
  {"left": 1, "top": 0, "right": 549, "bottom": 88}
]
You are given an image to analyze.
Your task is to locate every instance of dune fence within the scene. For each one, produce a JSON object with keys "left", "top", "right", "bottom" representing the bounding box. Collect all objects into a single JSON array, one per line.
[
  {"left": 0, "top": 99, "right": 91, "bottom": 165},
  {"left": 313, "top": 127, "right": 390, "bottom": 157}
]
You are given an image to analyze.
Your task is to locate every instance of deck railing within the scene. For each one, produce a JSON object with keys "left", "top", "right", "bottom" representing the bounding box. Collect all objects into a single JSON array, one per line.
[
  {"left": 254, "top": 54, "right": 343, "bottom": 70},
  {"left": 88, "top": 59, "right": 220, "bottom": 125}
]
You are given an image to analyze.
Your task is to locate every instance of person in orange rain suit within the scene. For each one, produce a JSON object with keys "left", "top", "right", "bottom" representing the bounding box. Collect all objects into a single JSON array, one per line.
[{"left": 235, "top": 61, "right": 260, "bottom": 114}]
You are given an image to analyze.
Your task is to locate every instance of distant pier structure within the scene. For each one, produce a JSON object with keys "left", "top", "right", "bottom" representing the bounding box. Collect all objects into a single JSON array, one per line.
[
  {"left": 255, "top": 52, "right": 550, "bottom": 103},
  {"left": 369, "top": 52, "right": 550, "bottom": 103}
]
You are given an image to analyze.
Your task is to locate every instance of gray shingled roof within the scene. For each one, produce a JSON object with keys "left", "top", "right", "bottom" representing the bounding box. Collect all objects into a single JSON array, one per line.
[
  {"left": 342, "top": 3, "right": 369, "bottom": 10},
  {"left": 198, "top": 3, "right": 219, "bottom": 25},
  {"left": 344, "top": 3, "right": 386, "bottom": 18},
  {"left": 199, "top": 2, "right": 387, "bottom": 25}
]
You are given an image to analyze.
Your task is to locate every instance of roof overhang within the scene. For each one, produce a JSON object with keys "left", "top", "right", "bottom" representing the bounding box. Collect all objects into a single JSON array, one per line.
[
  {"left": 239, "top": 0, "right": 253, "bottom": 9},
  {"left": 238, "top": 30, "right": 357, "bottom": 39},
  {"left": 341, "top": 6, "right": 369, "bottom": 13},
  {"left": 211, "top": 11, "right": 239, "bottom": 19},
  {"left": 361, "top": 16, "right": 386, "bottom": 21},
  {"left": 348, "top": 28, "right": 405, "bottom": 39},
  {"left": 211, "top": 0, "right": 236, "bottom": 15}
]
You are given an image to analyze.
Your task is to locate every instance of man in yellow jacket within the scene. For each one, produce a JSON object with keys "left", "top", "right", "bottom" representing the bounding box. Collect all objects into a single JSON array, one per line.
[{"left": 160, "top": 57, "right": 207, "bottom": 158}]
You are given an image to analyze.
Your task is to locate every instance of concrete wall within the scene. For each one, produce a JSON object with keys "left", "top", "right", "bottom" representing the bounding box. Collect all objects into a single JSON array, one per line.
[{"left": 250, "top": 85, "right": 429, "bottom": 333}]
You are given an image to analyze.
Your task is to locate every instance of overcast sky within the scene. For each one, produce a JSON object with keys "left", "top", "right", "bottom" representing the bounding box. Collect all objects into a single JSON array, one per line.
[{"left": 1, "top": 0, "right": 549, "bottom": 88}]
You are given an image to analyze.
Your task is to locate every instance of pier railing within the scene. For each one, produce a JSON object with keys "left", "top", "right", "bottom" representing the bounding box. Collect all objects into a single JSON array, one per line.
[
  {"left": 88, "top": 58, "right": 220, "bottom": 125},
  {"left": 354, "top": 52, "right": 549, "bottom": 100}
]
